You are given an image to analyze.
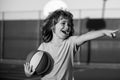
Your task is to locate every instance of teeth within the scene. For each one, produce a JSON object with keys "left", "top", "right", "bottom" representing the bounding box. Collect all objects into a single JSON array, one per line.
[
  {"left": 62, "top": 30, "right": 69, "bottom": 35},
  {"left": 66, "top": 31, "right": 69, "bottom": 35}
]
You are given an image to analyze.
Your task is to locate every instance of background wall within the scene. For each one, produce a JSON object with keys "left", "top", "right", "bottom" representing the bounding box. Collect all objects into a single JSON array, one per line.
[
  {"left": 0, "top": 0, "right": 120, "bottom": 11},
  {"left": 1, "top": 0, "right": 120, "bottom": 19}
]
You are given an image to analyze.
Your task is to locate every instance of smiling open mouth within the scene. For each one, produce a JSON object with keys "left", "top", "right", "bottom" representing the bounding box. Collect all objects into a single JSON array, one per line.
[{"left": 61, "top": 30, "right": 69, "bottom": 35}]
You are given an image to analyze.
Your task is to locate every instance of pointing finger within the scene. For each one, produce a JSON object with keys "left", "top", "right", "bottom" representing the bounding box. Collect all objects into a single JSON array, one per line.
[{"left": 114, "top": 28, "right": 120, "bottom": 33}]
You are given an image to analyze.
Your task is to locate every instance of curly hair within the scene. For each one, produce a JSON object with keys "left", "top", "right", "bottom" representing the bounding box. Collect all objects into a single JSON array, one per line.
[{"left": 42, "top": 9, "right": 74, "bottom": 43}]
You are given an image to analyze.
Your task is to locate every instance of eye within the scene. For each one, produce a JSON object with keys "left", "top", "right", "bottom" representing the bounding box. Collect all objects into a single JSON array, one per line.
[{"left": 62, "top": 22, "right": 65, "bottom": 25}]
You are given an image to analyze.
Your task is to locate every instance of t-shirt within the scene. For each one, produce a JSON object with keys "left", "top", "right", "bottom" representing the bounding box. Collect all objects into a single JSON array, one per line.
[{"left": 38, "top": 36, "right": 78, "bottom": 80}]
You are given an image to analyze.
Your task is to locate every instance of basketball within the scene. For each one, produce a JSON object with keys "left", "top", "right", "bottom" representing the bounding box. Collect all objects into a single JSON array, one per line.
[{"left": 26, "top": 50, "right": 54, "bottom": 77}]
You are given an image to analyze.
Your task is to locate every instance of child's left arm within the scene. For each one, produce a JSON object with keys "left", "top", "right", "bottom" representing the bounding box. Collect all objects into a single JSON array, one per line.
[{"left": 73, "top": 29, "right": 119, "bottom": 46}]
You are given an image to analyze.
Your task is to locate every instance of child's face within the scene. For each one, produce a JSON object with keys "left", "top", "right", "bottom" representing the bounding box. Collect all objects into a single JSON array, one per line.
[{"left": 53, "top": 18, "right": 71, "bottom": 39}]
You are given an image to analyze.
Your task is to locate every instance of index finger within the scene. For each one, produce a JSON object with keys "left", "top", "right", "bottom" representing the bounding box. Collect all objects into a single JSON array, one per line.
[{"left": 113, "top": 28, "right": 120, "bottom": 33}]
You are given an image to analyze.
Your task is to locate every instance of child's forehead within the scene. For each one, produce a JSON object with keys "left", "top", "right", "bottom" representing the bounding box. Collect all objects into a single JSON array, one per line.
[{"left": 58, "top": 16, "right": 68, "bottom": 22}]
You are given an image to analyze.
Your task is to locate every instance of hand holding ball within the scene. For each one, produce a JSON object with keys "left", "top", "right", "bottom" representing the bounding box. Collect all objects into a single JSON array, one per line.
[{"left": 25, "top": 50, "right": 54, "bottom": 77}]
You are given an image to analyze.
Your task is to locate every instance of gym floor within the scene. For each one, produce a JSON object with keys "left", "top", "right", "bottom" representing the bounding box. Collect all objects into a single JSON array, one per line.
[{"left": 0, "top": 63, "right": 120, "bottom": 80}]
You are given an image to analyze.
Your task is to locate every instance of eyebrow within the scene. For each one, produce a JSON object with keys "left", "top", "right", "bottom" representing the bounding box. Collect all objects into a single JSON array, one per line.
[{"left": 60, "top": 19, "right": 68, "bottom": 23}]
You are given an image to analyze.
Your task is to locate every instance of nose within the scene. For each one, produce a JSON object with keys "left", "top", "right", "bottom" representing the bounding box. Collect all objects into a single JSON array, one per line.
[{"left": 63, "top": 23, "right": 69, "bottom": 31}]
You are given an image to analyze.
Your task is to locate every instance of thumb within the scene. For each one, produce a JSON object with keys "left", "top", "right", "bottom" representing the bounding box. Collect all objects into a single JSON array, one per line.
[
  {"left": 111, "top": 32, "right": 116, "bottom": 38},
  {"left": 30, "top": 65, "right": 35, "bottom": 73}
]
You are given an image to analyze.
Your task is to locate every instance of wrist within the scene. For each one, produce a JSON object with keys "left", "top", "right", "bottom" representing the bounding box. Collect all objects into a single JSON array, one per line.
[{"left": 101, "top": 29, "right": 107, "bottom": 36}]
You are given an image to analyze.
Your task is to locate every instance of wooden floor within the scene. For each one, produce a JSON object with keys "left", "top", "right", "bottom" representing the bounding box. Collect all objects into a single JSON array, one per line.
[{"left": 0, "top": 63, "right": 120, "bottom": 80}]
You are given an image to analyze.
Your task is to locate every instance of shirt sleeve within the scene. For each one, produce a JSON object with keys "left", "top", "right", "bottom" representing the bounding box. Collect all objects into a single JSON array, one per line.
[
  {"left": 37, "top": 43, "right": 44, "bottom": 51},
  {"left": 69, "top": 36, "right": 80, "bottom": 56}
]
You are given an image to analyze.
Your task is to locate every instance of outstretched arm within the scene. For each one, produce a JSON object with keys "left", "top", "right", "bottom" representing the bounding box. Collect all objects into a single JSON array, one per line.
[{"left": 73, "top": 29, "right": 119, "bottom": 46}]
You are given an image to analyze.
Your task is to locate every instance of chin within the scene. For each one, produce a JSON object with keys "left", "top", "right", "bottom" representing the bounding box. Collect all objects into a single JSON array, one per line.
[
  {"left": 62, "top": 35, "right": 69, "bottom": 40},
  {"left": 59, "top": 32, "right": 69, "bottom": 39}
]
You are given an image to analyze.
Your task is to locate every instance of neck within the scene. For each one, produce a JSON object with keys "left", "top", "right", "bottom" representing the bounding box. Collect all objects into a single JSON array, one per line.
[{"left": 50, "top": 33, "right": 64, "bottom": 45}]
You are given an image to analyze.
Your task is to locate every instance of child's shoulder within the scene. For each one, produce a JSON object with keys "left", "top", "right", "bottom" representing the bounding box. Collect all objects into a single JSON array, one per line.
[
  {"left": 63, "top": 36, "right": 78, "bottom": 45},
  {"left": 38, "top": 42, "right": 47, "bottom": 50},
  {"left": 67, "top": 36, "right": 78, "bottom": 41}
]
